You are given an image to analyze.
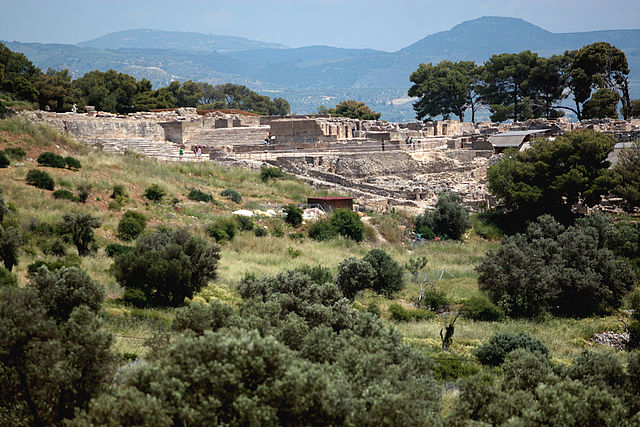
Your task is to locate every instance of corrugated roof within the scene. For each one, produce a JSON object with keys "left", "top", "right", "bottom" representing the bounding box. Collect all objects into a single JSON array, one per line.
[
  {"left": 488, "top": 129, "right": 550, "bottom": 147},
  {"left": 308, "top": 197, "right": 354, "bottom": 201}
]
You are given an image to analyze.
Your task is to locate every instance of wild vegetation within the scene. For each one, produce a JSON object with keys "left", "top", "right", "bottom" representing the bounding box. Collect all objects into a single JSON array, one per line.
[{"left": 0, "top": 81, "right": 639, "bottom": 424}]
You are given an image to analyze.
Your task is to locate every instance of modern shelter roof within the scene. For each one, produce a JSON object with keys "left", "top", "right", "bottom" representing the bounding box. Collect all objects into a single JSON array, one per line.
[{"left": 488, "top": 129, "right": 550, "bottom": 148}]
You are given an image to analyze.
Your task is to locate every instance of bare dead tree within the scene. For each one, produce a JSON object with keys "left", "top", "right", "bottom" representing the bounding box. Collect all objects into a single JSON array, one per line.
[{"left": 440, "top": 312, "right": 460, "bottom": 352}]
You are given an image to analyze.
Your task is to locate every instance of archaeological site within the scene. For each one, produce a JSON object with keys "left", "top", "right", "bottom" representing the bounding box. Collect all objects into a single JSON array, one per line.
[{"left": 14, "top": 107, "right": 640, "bottom": 213}]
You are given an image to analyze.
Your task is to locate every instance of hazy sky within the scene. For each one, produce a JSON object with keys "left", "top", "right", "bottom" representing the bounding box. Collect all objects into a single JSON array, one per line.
[{"left": 2, "top": 0, "right": 640, "bottom": 51}]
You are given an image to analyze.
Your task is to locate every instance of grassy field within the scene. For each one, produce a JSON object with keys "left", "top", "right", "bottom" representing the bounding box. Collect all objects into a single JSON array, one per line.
[{"left": 0, "top": 116, "right": 633, "bottom": 375}]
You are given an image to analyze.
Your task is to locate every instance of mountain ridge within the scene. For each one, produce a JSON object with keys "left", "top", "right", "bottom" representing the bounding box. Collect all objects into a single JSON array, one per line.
[{"left": 4, "top": 16, "right": 640, "bottom": 121}]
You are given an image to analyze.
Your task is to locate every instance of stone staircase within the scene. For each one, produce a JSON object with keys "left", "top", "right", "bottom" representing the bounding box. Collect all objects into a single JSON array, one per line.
[
  {"left": 84, "top": 138, "right": 206, "bottom": 162},
  {"left": 185, "top": 126, "right": 270, "bottom": 146}
]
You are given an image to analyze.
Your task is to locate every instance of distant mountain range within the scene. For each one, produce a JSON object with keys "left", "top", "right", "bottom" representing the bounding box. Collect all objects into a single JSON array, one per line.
[{"left": 4, "top": 17, "right": 640, "bottom": 121}]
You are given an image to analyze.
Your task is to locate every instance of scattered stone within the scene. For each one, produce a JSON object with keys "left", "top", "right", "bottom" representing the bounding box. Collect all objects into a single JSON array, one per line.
[{"left": 591, "top": 331, "right": 629, "bottom": 350}]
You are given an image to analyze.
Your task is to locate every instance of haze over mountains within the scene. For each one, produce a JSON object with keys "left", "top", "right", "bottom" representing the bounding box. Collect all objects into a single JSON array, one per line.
[{"left": 4, "top": 16, "right": 640, "bottom": 121}]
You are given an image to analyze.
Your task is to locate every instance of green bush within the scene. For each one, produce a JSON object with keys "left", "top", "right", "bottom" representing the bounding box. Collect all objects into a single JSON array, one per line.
[
  {"left": 260, "top": 166, "right": 284, "bottom": 182},
  {"left": 389, "top": 303, "right": 435, "bottom": 322},
  {"left": 432, "top": 356, "right": 479, "bottom": 382},
  {"left": 111, "top": 184, "right": 127, "bottom": 199},
  {"left": 330, "top": 208, "right": 364, "bottom": 242},
  {"left": 60, "top": 212, "right": 101, "bottom": 256},
  {"left": 363, "top": 248, "right": 405, "bottom": 297},
  {"left": 26, "top": 169, "right": 54, "bottom": 190},
  {"left": 188, "top": 188, "right": 213, "bottom": 202},
  {"left": 460, "top": 294, "right": 505, "bottom": 321},
  {"left": 0, "top": 100, "right": 5, "bottom": 119},
  {"left": 52, "top": 189, "right": 78, "bottom": 201},
  {"left": 234, "top": 215, "right": 254, "bottom": 231},
  {"left": 477, "top": 215, "right": 637, "bottom": 318},
  {"left": 415, "top": 190, "right": 471, "bottom": 240},
  {"left": 172, "top": 301, "right": 234, "bottom": 336},
  {"left": 472, "top": 213, "right": 503, "bottom": 240},
  {"left": 308, "top": 219, "right": 338, "bottom": 241},
  {"left": 293, "top": 264, "right": 334, "bottom": 285},
  {"left": 474, "top": 332, "right": 549, "bottom": 366},
  {"left": 5, "top": 147, "right": 26, "bottom": 161},
  {"left": 113, "top": 228, "right": 221, "bottom": 307},
  {"left": 143, "top": 184, "right": 166, "bottom": 202},
  {"left": 288, "top": 231, "right": 305, "bottom": 240},
  {"left": 117, "top": 210, "right": 147, "bottom": 241},
  {"left": 206, "top": 218, "right": 237, "bottom": 243},
  {"left": 64, "top": 156, "right": 81, "bottom": 169},
  {"left": 43, "top": 238, "right": 67, "bottom": 257},
  {"left": 28, "top": 266, "right": 104, "bottom": 322},
  {"left": 76, "top": 183, "right": 91, "bottom": 203},
  {"left": 0, "top": 225, "right": 22, "bottom": 272},
  {"left": 37, "top": 151, "right": 66, "bottom": 168},
  {"left": 0, "top": 151, "right": 9, "bottom": 168},
  {"left": 254, "top": 226, "right": 267, "bottom": 237},
  {"left": 419, "top": 289, "right": 450, "bottom": 312},
  {"left": 336, "top": 257, "right": 375, "bottom": 299},
  {"left": 220, "top": 188, "right": 242, "bottom": 204},
  {"left": 0, "top": 266, "right": 17, "bottom": 287},
  {"left": 283, "top": 204, "right": 303, "bottom": 227},
  {"left": 104, "top": 243, "right": 134, "bottom": 258},
  {"left": 27, "top": 257, "right": 81, "bottom": 275}
]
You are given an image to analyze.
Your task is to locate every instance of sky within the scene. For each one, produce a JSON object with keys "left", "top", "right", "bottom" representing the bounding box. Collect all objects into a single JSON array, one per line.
[{"left": 2, "top": 0, "right": 640, "bottom": 52}]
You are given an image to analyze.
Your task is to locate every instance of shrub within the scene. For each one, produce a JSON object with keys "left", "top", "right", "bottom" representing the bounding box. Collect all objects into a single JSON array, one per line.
[
  {"left": 330, "top": 208, "right": 364, "bottom": 242},
  {"left": 143, "top": 184, "right": 165, "bottom": 202},
  {"left": 287, "top": 247, "right": 302, "bottom": 258},
  {"left": 260, "top": 166, "right": 285, "bottom": 182},
  {"left": 26, "top": 169, "right": 54, "bottom": 190},
  {"left": 0, "top": 266, "right": 17, "bottom": 287},
  {"left": 270, "top": 223, "right": 285, "bottom": 237},
  {"left": 477, "top": 215, "right": 637, "bottom": 318},
  {"left": 60, "top": 212, "right": 101, "bottom": 256},
  {"left": 363, "top": 248, "right": 405, "bottom": 297},
  {"left": 5, "top": 147, "right": 26, "bottom": 160},
  {"left": 336, "top": 257, "right": 375, "bottom": 299},
  {"left": 117, "top": 210, "right": 147, "bottom": 241},
  {"left": 52, "top": 189, "right": 78, "bottom": 201},
  {"left": 0, "top": 151, "right": 9, "bottom": 168},
  {"left": 419, "top": 289, "right": 450, "bottom": 312},
  {"left": 113, "top": 228, "right": 221, "bottom": 307},
  {"left": 44, "top": 238, "right": 67, "bottom": 257},
  {"left": 460, "top": 294, "right": 505, "bottom": 321},
  {"left": 0, "top": 100, "right": 5, "bottom": 119},
  {"left": 283, "top": 204, "right": 303, "bottom": 227},
  {"left": 389, "top": 303, "right": 435, "bottom": 322},
  {"left": 293, "top": 264, "right": 333, "bottom": 285},
  {"left": 104, "top": 243, "right": 134, "bottom": 257},
  {"left": 27, "top": 257, "right": 81, "bottom": 275},
  {"left": 234, "top": 215, "right": 254, "bottom": 231},
  {"left": 308, "top": 219, "right": 338, "bottom": 241},
  {"left": 64, "top": 156, "right": 81, "bottom": 169},
  {"left": 220, "top": 188, "right": 242, "bottom": 204},
  {"left": 0, "top": 225, "right": 22, "bottom": 271},
  {"left": 37, "top": 151, "right": 66, "bottom": 168},
  {"left": 188, "top": 188, "right": 213, "bottom": 202},
  {"left": 111, "top": 184, "right": 127, "bottom": 199},
  {"left": 254, "top": 226, "right": 267, "bottom": 237},
  {"left": 76, "top": 183, "right": 91, "bottom": 203},
  {"left": 474, "top": 332, "right": 549, "bottom": 366},
  {"left": 206, "top": 218, "right": 237, "bottom": 243},
  {"left": 28, "top": 266, "right": 104, "bottom": 322},
  {"left": 289, "top": 231, "right": 305, "bottom": 240},
  {"left": 172, "top": 301, "right": 234, "bottom": 336},
  {"left": 415, "top": 190, "right": 471, "bottom": 240}
]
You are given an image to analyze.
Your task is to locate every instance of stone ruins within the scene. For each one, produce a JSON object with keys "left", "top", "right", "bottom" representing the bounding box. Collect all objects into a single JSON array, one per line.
[{"left": 13, "top": 107, "right": 640, "bottom": 213}]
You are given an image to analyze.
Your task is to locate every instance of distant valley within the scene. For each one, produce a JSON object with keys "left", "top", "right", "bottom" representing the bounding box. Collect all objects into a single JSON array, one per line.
[{"left": 4, "top": 17, "right": 640, "bottom": 122}]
